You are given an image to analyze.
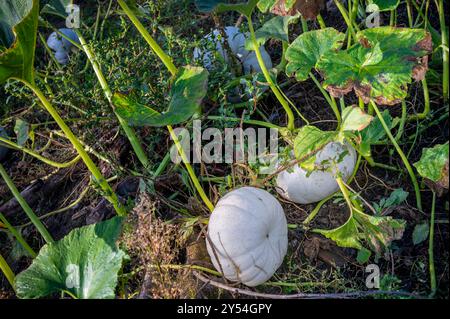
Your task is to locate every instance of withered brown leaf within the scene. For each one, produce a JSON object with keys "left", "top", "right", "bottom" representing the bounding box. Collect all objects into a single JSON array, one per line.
[{"left": 271, "top": 0, "right": 325, "bottom": 20}]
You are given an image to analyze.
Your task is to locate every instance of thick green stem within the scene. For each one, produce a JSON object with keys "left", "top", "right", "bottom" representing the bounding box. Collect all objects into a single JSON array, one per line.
[
  {"left": 336, "top": 177, "right": 354, "bottom": 212},
  {"left": 76, "top": 31, "right": 150, "bottom": 170},
  {"left": 350, "top": 0, "right": 359, "bottom": 26},
  {"left": 118, "top": 0, "right": 177, "bottom": 76},
  {"left": 276, "top": 41, "right": 289, "bottom": 72},
  {"left": 406, "top": 0, "right": 414, "bottom": 28},
  {"left": 365, "top": 155, "right": 401, "bottom": 171},
  {"left": 309, "top": 73, "right": 341, "bottom": 128},
  {"left": 304, "top": 154, "right": 362, "bottom": 225},
  {"left": 0, "top": 164, "right": 54, "bottom": 244},
  {"left": 119, "top": 2, "right": 214, "bottom": 211},
  {"left": 300, "top": 16, "right": 308, "bottom": 32},
  {"left": 247, "top": 16, "right": 296, "bottom": 131},
  {"left": 333, "top": 0, "right": 358, "bottom": 41},
  {"left": 168, "top": 126, "right": 214, "bottom": 212},
  {"left": 14, "top": 79, "right": 125, "bottom": 216},
  {"left": 370, "top": 101, "right": 422, "bottom": 211},
  {"left": 317, "top": 14, "right": 326, "bottom": 29},
  {"left": 390, "top": 10, "right": 395, "bottom": 26},
  {"left": 359, "top": 97, "right": 365, "bottom": 110},
  {"left": 0, "top": 213, "right": 37, "bottom": 258},
  {"left": 153, "top": 152, "right": 171, "bottom": 178},
  {"left": 395, "top": 100, "right": 407, "bottom": 141},
  {"left": 0, "top": 253, "right": 15, "bottom": 290},
  {"left": 437, "top": 0, "right": 449, "bottom": 102},
  {"left": 303, "top": 195, "right": 332, "bottom": 225},
  {"left": 429, "top": 191, "right": 436, "bottom": 296}
]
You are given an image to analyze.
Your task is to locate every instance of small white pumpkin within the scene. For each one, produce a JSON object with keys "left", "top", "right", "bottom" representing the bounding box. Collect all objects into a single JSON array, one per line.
[
  {"left": 46, "top": 28, "right": 79, "bottom": 65},
  {"left": 276, "top": 142, "right": 357, "bottom": 204},
  {"left": 193, "top": 26, "right": 272, "bottom": 74},
  {"left": 54, "top": 50, "right": 70, "bottom": 65},
  {"left": 206, "top": 186, "right": 288, "bottom": 287}
]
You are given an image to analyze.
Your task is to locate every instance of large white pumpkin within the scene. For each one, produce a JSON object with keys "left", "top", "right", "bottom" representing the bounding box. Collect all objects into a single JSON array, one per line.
[
  {"left": 206, "top": 187, "right": 288, "bottom": 287},
  {"left": 276, "top": 142, "right": 357, "bottom": 204},
  {"left": 193, "top": 26, "right": 272, "bottom": 74}
]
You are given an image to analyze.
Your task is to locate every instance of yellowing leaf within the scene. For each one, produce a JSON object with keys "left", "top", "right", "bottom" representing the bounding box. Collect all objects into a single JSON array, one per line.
[
  {"left": 341, "top": 106, "right": 373, "bottom": 132},
  {"left": 317, "top": 27, "right": 432, "bottom": 105}
]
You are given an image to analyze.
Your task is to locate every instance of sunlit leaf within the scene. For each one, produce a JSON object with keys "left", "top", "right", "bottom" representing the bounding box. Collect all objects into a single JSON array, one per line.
[
  {"left": 341, "top": 106, "right": 373, "bottom": 132},
  {"left": 317, "top": 27, "right": 432, "bottom": 105},
  {"left": 315, "top": 209, "right": 405, "bottom": 262},
  {"left": 414, "top": 142, "right": 449, "bottom": 192},
  {"left": 114, "top": 66, "right": 208, "bottom": 127},
  {"left": 15, "top": 217, "right": 125, "bottom": 299},
  {"left": 293, "top": 126, "right": 337, "bottom": 161},
  {"left": 286, "top": 28, "right": 345, "bottom": 81}
]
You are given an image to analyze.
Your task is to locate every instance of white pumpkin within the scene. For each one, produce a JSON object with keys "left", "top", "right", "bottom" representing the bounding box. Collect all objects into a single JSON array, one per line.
[
  {"left": 47, "top": 28, "right": 79, "bottom": 65},
  {"left": 276, "top": 142, "right": 357, "bottom": 204},
  {"left": 206, "top": 187, "right": 288, "bottom": 287},
  {"left": 193, "top": 26, "right": 272, "bottom": 74}
]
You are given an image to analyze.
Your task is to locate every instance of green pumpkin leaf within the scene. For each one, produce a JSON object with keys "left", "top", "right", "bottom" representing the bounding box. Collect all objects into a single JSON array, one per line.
[
  {"left": 114, "top": 66, "right": 208, "bottom": 127},
  {"left": 315, "top": 209, "right": 405, "bottom": 262},
  {"left": 40, "top": 0, "right": 73, "bottom": 18},
  {"left": 15, "top": 217, "right": 125, "bottom": 299},
  {"left": 370, "top": 0, "right": 400, "bottom": 11},
  {"left": 293, "top": 125, "right": 337, "bottom": 161},
  {"left": 356, "top": 248, "right": 372, "bottom": 264},
  {"left": 317, "top": 27, "right": 432, "bottom": 105},
  {"left": 0, "top": 0, "right": 39, "bottom": 84},
  {"left": 373, "top": 188, "right": 409, "bottom": 214},
  {"left": 286, "top": 28, "right": 345, "bottom": 81},
  {"left": 359, "top": 109, "right": 392, "bottom": 157},
  {"left": 414, "top": 142, "right": 449, "bottom": 183},
  {"left": 244, "top": 15, "right": 298, "bottom": 51},
  {"left": 194, "top": 0, "right": 258, "bottom": 15},
  {"left": 383, "top": 188, "right": 409, "bottom": 209},
  {"left": 341, "top": 106, "right": 373, "bottom": 132},
  {"left": 360, "top": 109, "right": 392, "bottom": 144},
  {"left": 412, "top": 222, "right": 429, "bottom": 245},
  {"left": 14, "top": 118, "right": 29, "bottom": 146}
]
